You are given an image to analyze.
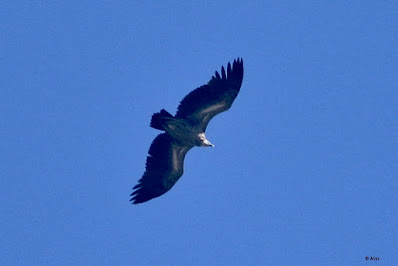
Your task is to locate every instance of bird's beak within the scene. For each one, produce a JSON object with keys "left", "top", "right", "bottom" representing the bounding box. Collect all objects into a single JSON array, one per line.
[{"left": 204, "top": 139, "right": 214, "bottom": 147}]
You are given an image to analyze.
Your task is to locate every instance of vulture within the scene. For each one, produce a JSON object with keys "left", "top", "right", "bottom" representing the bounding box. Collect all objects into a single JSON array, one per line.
[{"left": 131, "top": 58, "right": 244, "bottom": 204}]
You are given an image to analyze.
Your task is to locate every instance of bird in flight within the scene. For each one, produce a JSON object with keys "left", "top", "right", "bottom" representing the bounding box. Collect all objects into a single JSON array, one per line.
[{"left": 131, "top": 58, "right": 244, "bottom": 204}]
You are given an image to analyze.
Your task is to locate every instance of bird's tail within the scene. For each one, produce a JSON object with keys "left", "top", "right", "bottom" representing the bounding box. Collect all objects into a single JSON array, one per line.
[{"left": 150, "top": 109, "right": 174, "bottom": 130}]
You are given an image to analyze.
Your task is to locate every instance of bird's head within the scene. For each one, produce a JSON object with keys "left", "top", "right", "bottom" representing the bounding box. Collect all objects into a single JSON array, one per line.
[{"left": 197, "top": 133, "right": 214, "bottom": 147}]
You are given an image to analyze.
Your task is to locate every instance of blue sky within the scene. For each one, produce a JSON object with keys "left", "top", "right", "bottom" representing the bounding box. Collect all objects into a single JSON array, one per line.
[{"left": 1, "top": 1, "right": 397, "bottom": 265}]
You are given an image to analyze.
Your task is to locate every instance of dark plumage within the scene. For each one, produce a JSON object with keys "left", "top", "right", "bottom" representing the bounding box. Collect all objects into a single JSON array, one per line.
[{"left": 131, "top": 58, "right": 244, "bottom": 204}]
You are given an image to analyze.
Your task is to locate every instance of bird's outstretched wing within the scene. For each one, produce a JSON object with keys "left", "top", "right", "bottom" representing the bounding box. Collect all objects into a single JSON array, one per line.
[
  {"left": 175, "top": 58, "right": 244, "bottom": 131},
  {"left": 131, "top": 133, "right": 193, "bottom": 204}
]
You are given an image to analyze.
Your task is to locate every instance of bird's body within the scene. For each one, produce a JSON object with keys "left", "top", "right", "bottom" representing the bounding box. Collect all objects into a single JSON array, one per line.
[
  {"left": 131, "top": 58, "right": 244, "bottom": 204},
  {"left": 151, "top": 109, "right": 212, "bottom": 147}
]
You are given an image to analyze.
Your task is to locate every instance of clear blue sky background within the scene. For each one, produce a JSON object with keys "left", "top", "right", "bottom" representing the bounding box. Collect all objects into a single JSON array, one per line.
[{"left": 1, "top": 1, "right": 397, "bottom": 265}]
